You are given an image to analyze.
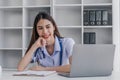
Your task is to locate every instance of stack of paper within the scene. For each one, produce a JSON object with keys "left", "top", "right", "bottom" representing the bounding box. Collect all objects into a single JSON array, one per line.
[{"left": 13, "top": 70, "right": 56, "bottom": 77}]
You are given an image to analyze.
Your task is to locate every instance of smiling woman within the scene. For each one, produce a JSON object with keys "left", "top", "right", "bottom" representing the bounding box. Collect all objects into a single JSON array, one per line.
[{"left": 17, "top": 12, "right": 75, "bottom": 73}]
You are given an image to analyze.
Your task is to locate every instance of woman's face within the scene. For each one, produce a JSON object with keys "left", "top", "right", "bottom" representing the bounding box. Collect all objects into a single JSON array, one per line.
[{"left": 36, "top": 19, "right": 55, "bottom": 45}]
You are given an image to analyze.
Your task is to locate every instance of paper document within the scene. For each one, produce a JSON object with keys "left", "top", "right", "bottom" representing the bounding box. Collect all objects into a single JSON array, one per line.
[{"left": 13, "top": 70, "right": 56, "bottom": 76}]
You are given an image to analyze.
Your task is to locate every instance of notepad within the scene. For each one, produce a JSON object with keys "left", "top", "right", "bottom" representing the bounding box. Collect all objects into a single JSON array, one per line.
[{"left": 13, "top": 70, "right": 56, "bottom": 77}]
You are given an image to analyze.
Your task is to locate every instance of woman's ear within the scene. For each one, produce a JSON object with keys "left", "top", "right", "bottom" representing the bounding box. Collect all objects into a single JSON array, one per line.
[
  {"left": 53, "top": 29, "right": 56, "bottom": 36},
  {"left": 53, "top": 27, "right": 55, "bottom": 33},
  {"left": 53, "top": 26, "right": 55, "bottom": 31}
]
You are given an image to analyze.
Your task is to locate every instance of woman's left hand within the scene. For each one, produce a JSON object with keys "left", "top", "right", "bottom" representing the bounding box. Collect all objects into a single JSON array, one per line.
[{"left": 29, "top": 65, "right": 46, "bottom": 71}]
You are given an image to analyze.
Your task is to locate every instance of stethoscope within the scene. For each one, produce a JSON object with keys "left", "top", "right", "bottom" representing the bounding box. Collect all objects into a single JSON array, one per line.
[{"left": 34, "top": 38, "right": 63, "bottom": 66}]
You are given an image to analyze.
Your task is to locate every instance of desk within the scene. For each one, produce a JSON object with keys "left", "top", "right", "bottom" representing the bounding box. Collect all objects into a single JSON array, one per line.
[{"left": 0, "top": 70, "right": 120, "bottom": 80}]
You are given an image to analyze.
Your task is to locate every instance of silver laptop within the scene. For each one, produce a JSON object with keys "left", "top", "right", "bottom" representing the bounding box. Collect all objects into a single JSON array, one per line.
[{"left": 59, "top": 44, "right": 115, "bottom": 77}]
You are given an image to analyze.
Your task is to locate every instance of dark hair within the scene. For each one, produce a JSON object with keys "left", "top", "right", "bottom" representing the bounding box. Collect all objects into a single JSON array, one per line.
[{"left": 26, "top": 12, "right": 62, "bottom": 54}]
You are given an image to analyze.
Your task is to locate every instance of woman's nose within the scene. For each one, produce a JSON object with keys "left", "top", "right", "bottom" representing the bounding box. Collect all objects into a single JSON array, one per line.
[{"left": 43, "top": 28, "right": 47, "bottom": 34}]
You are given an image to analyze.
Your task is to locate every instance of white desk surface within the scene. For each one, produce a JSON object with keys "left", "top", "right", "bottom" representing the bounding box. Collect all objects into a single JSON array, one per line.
[{"left": 0, "top": 70, "right": 120, "bottom": 80}]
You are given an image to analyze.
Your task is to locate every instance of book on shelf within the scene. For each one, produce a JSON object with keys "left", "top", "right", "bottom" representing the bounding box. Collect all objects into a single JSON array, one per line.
[
  {"left": 108, "top": 10, "right": 112, "bottom": 25},
  {"left": 83, "top": 10, "right": 111, "bottom": 26},
  {"left": 89, "top": 10, "right": 96, "bottom": 25},
  {"left": 84, "top": 32, "right": 96, "bottom": 44},
  {"left": 95, "top": 10, "right": 102, "bottom": 25},
  {"left": 102, "top": 10, "right": 108, "bottom": 25},
  {"left": 84, "top": 32, "right": 90, "bottom": 44},
  {"left": 13, "top": 70, "right": 56, "bottom": 77},
  {"left": 89, "top": 32, "right": 96, "bottom": 44},
  {"left": 84, "top": 10, "right": 89, "bottom": 26}
]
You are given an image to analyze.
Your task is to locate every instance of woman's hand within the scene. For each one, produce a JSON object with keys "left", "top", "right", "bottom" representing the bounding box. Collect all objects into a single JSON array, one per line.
[
  {"left": 29, "top": 65, "right": 46, "bottom": 71},
  {"left": 33, "top": 37, "right": 46, "bottom": 49}
]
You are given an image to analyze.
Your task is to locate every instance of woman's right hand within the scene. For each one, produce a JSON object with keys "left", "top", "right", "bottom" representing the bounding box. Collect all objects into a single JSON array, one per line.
[
  {"left": 17, "top": 37, "right": 46, "bottom": 71},
  {"left": 29, "top": 65, "right": 46, "bottom": 71},
  {"left": 33, "top": 37, "right": 46, "bottom": 49}
]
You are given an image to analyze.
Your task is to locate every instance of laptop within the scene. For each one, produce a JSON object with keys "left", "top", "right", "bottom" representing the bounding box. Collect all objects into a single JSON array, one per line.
[{"left": 59, "top": 44, "right": 115, "bottom": 77}]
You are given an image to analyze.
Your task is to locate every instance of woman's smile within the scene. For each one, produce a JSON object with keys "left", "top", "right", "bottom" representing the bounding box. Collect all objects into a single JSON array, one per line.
[{"left": 42, "top": 34, "right": 50, "bottom": 40}]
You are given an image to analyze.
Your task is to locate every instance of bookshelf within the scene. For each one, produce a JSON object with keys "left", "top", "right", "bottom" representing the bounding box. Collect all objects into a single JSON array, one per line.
[{"left": 0, "top": 0, "right": 119, "bottom": 71}]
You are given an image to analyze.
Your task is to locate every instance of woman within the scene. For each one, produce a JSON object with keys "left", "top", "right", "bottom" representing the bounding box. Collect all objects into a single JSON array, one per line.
[{"left": 17, "top": 12, "right": 75, "bottom": 73}]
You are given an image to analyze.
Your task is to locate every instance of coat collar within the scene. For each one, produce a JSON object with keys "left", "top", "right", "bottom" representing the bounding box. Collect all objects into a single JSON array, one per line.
[{"left": 40, "top": 36, "right": 61, "bottom": 56}]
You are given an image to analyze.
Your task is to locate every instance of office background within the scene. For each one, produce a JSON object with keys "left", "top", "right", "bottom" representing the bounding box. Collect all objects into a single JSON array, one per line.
[{"left": 0, "top": 0, "right": 120, "bottom": 72}]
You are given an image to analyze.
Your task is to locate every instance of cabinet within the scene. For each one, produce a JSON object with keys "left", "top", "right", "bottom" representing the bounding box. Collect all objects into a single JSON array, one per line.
[{"left": 0, "top": 0, "right": 115, "bottom": 70}]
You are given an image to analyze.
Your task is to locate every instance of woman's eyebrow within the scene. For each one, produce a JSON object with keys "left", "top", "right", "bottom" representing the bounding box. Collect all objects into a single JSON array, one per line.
[
  {"left": 37, "top": 24, "right": 50, "bottom": 27},
  {"left": 37, "top": 26, "right": 42, "bottom": 28},
  {"left": 46, "top": 24, "right": 50, "bottom": 26}
]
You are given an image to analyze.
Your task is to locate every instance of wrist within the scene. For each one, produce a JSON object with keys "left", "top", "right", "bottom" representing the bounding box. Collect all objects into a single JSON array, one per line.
[
  {"left": 32, "top": 44, "right": 38, "bottom": 49},
  {"left": 45, "top": 67, "right": 54, "bottom": 71},
  {"left": 45, "top": 67, "right": 49, "bottom": 71}
]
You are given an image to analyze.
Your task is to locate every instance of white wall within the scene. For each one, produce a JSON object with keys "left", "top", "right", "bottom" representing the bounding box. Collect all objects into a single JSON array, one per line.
[{"left": 113, "top": 0, "right": 120, "bottom": 72}]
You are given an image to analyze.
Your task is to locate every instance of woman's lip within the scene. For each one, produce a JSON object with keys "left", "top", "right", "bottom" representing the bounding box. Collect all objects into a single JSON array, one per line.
[
  {"left": 43, "top": 36, "right": 49, "bottom": 39},
  {"left": 42, "top": 34, "right": 51, "bottom": 39}
]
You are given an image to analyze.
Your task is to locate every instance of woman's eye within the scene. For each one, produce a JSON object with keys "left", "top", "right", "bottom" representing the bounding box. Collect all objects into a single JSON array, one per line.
[
  {"left": 38, "top": 27, "right": 43, "bottom": 30},
  {"left": 46, "top": 25, "right": 50, "bottom": 28}
]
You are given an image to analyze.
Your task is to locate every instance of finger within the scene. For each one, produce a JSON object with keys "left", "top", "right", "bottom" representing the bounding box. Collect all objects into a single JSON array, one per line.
[
  {"left": 29, "top": 67, "right": 33, "bottom": 70},
  {"left": 29, "top": 67, "right": 36, "bottom": 70},
  {"left": 41, "top": 38, "right": 46, "bottom": 46}
]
